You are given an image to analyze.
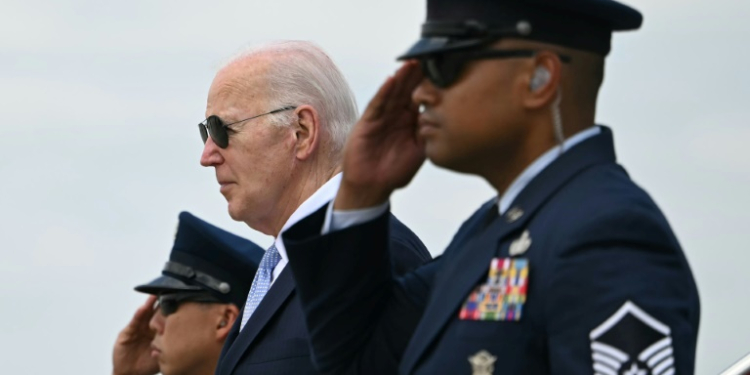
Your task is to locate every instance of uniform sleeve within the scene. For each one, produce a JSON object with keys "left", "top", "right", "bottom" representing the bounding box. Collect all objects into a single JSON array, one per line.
[
  {"left": 544, "top": 207, "right": 700, "bottom": 375},
  {"left": 282, "top": 204, "right": 438, "bottom": 375}
]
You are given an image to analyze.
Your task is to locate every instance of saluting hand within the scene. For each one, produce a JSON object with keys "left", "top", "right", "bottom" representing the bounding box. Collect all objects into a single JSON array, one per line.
[
  {"left": 112, "top": 295, "right": 159, "bottom": 375},
  {"left": 336, "top": 61, "right": 426, "bottom": 210}
]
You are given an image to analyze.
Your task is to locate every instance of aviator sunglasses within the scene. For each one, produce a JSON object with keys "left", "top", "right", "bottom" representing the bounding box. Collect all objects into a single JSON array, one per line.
[
  {"left": 199, "top": 106, "right": 296, "bottom": 148},
  {"left": 418, "top": 48, "right": 572, "bottom": 88},
  {"left": 157, "top": 293, "right": 221, "bottom": 316}
]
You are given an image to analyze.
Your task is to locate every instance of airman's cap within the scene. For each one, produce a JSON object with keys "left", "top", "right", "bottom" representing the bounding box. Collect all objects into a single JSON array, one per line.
[
  {"left": 398, "top": 0, "right": 643, "bottom": 58},
  {"left": 134, "top": 212, "right": 264, "bottom": 307}
]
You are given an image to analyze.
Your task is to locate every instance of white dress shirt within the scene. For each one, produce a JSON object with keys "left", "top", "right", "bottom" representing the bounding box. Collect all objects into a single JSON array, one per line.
[
  {"left": 270, "top": 172, "right": 342, "bottom": 285},
  {"left": 325, "top": 126, "right": 601, "bottom": 231}
]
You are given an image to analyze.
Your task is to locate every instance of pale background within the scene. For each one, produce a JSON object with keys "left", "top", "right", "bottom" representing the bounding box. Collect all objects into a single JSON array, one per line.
[{"left": 0, "top": 0, "right": 748, "bottom": 373}]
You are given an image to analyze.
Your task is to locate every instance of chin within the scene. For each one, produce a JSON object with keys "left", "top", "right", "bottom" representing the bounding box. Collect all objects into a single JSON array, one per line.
[
  {"left": 425, "top": 143, "right": 453, "bottom": 170},
  {"left": 159, "top": 359, "right": 192, "bottom": 375},
  {"left": 157, "top": 361, "right": 173, "bottom": 375},
  {"left": 227, "top": 202, "right": 261, "bottom": 229},
  {"left": 226, "top": 204, "right": 245, "bottom": 222},
  {"left": 224, "top": 197, "right": 244, "bottom": 219},
  {"left": 426, "top": 147, "right": 476, "bottom": 176}
]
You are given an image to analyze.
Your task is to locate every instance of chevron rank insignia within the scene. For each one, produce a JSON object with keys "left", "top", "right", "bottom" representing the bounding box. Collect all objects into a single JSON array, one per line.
[{"left": 589, "top": 301, "right": 676, "bottom": 375}]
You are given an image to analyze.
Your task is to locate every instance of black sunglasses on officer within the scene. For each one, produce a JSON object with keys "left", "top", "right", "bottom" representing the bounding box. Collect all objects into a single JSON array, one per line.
[
  {"left": 156, "top": 292, "right": 222, "bottom": 317},
  {"left": 198, "top": 106, "right": 296, "bottom": 148},
  {"left": 417, "top": 47, "right": 571, "bottom": 88},
  {"left": 398, "top": 20, "right": 573, "bottom": 88}
]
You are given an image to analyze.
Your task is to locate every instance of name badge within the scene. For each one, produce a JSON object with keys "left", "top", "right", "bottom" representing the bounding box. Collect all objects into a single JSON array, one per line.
[{"left": 459, "top": 258, "right": 529, "bottom": 321}]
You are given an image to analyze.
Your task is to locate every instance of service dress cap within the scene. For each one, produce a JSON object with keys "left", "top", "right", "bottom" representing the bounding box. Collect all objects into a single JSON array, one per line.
[
  {"left": 135, "top": 212, "right": 264, "bottom": 307},
  {"left": 399, "top": 0, "right": 643, "bottom": 59}
]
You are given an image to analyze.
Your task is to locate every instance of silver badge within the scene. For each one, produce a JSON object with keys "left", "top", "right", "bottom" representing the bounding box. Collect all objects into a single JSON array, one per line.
[
  {"left": 505, "top": 207, "right": 524, "bottom": 223},
  {"left": 509, "top": 230, "right": 532, "bottom": 256},
  {"left": 468, "top": 350, "right": 497, "bottom": 375}
]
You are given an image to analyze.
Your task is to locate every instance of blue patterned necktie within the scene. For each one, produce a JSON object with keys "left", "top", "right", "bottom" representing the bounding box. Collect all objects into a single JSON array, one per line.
[{"left": 240, "top": 243, "right": 281, "bottom": 330}]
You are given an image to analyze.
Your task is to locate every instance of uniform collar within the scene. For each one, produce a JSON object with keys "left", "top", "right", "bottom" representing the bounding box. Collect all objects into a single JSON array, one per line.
[{"left": 498, "top": 126, "right": 601, "bottom": 215}]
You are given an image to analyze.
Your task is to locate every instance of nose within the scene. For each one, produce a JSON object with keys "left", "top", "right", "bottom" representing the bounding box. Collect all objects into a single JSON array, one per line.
[
  {"left": 200, "top": 136, "right": 225, "bottom": 167},
  {"left": 412, "top": 77, "right": 440, "bottom": 109},
  {"left": 149, "top": 308, "right": 166, "bottom": 334}
]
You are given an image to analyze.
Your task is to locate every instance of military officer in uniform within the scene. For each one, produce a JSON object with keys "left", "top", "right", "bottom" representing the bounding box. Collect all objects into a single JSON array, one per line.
[
  {"left": 112, "top": 212, "right": 263, "bottom": 375},
  {"left": 281, "top": 0, "right": 700, "bottom": 374}
]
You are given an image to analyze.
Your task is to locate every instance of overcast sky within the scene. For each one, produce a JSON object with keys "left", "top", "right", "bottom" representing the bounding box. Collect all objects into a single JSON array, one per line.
[{"left": 1, "top": 0, "right": 749, "bottom": 373}]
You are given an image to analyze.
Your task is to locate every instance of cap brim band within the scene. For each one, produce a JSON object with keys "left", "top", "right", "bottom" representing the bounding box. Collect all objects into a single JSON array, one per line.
[
  {"left": 398, "top": 37, "right": 489, "bottom": 60},
  {"left": 134, "top": 275, "right": 203, "bottom": 295}
]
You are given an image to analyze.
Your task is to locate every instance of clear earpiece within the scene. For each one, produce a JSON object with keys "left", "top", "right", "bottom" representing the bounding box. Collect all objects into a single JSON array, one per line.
[{"left": 530, "top": 67, "right": 551, "bottom": 91}]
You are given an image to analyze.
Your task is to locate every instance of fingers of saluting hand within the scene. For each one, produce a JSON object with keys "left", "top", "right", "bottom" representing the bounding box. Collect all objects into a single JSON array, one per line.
[
  {"left": 385, "top": 61, "right": 422, "bottom": 114},
  {"left": 127, "top": 295, "right": 158, "bottom": 333},
  {"left": 363, "top": 72, "right": 396, "bottom": 121},
  {"left": 138, "top": 295, "right": 158, "bottom": 320},
  {"left": 363, "top": 61, "right": 422, "bottom": 121}
]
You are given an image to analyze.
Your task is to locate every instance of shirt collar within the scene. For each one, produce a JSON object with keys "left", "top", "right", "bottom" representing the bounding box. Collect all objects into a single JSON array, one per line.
[
  {"left": 273, "top": 172, "right": 342, "bottom": 263},
  {"left": 497, "top": 126, "right": 601, "bottom": 215}
]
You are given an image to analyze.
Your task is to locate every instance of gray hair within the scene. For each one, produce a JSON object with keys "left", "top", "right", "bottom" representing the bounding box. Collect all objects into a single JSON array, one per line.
[{"left": 222, "top": 41, "right": 359, "bottom": 162}]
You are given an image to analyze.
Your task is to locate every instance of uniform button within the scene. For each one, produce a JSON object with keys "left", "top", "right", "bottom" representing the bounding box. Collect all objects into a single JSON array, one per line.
[{"left": 506, "top": 207, "right": 524, "bottom": 223}]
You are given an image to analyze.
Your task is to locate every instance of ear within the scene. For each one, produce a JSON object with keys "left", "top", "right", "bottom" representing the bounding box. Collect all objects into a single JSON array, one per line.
[
  {"left": 523, "top": 51, "right": 563, "bottom": 110},
  {"left": 215, "top": 303, "right": 240, "bottom": 341},
  {"left": 292, "top": 104, "right": 321, "bottom": 161}
]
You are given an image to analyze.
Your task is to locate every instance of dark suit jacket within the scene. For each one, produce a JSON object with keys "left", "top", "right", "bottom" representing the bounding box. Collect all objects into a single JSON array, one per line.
[
  {"left": 214, "top": 214, "right": 431, "bottom": 375},
  {"left": 282, "top": 127, "right": 700, "bottom": 375}
]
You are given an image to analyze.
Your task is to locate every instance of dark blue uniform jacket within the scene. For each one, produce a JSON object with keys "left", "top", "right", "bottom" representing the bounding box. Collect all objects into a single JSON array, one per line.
[
  {"left": 214, "top": 214, "right": 430, "bottom": 375},
  {"left": 282, "top": 127, "right": 700, "bottom": 375}
]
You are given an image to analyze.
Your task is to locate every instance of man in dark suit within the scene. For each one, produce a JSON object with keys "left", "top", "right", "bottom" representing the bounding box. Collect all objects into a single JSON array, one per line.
[
  {"left": 112, "top": 212, "right": 264, "bottom": 375},
  {"left": 281, "top": 0, "right": 700, "bottom": 374},
  {"left": 198, "top": 41, "right": 431, "bottom": 374}
]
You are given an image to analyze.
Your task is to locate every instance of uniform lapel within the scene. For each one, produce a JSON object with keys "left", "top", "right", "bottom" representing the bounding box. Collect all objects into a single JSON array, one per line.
[
  {"left": 219, "top": 267, "right": 296, "bottom": 375},
  {"left": 400, "top": 127, "right": 617, "bottom": 374},
  {"left": 399, "top": 211, "right": 526, "bottom": 374}
]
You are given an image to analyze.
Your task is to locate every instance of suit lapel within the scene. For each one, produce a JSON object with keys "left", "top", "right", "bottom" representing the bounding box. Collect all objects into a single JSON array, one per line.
[
  {"left": 219, "top": 267, "right": 296, "bottom": 375},
  {"left": 400, "top": 127, "right": 618, "bottom": 374}
]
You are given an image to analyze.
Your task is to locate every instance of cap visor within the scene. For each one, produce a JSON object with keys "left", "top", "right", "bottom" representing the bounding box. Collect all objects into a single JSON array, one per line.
[
  {"left": 397, "top": 37, "right": 487, "bottom": 60},
  {"left": 134, "top": 275, "right": 203, "bottom": 295}
]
